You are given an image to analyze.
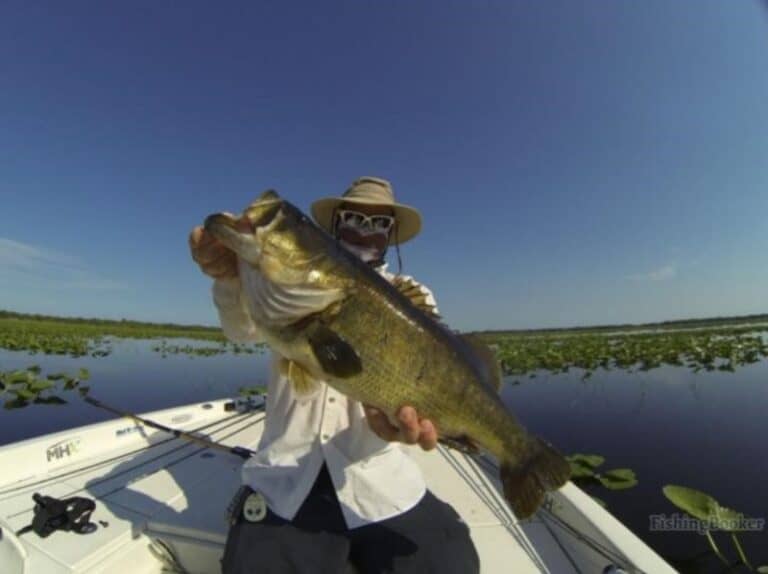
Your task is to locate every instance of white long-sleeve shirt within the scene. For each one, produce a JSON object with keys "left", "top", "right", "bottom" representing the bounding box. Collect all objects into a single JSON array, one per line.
[{"left": 212, "top": 264, "right": 440, "bottom": 529}]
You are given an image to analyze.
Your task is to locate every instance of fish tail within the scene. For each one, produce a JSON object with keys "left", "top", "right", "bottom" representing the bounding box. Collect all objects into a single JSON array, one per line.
[{"left": 500, "top": 436, "right": 571, "bottom": 520}]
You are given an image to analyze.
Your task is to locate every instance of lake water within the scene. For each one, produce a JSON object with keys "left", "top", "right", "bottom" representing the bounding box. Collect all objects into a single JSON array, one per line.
[{"left": 2, "top": 338, "right": 766, "bottom": 573}]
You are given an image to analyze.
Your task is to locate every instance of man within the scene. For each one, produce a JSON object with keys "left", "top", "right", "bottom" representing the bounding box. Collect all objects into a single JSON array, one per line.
[{"left": 189, "top": 177, "right": 480, "bottom": 573}]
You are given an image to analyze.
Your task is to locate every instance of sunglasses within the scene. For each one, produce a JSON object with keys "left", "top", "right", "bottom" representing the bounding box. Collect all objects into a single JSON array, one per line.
[{"left": 335, "top": 209, "right": 396, "bottom": 233}]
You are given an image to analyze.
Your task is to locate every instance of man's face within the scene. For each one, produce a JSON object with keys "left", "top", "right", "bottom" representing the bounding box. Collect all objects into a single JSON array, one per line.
[{"left": 334, "top": 202, "right": 395, "bottom": 264}]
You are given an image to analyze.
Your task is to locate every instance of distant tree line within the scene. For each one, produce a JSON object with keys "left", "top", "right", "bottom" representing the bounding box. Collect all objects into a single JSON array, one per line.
[
  {"left": 3, "top": 308, "right": 766, "bottom": 337},
  {"left": 0, "top": 309, "right": 219, "bottom": 333},
  {"left": 471, "top": 312, "right": 768, "bottom": 337}
]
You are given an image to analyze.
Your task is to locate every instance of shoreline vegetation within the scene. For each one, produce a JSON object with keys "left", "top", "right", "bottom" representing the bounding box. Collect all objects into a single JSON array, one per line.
[
  {"left": 0, "top": 309, "right": 261, "bottom": 357},
  {"left": 4, "top": 308, "right": 768, "bottom": 338},
  {"left": 1, "top": 309, "right": 767, "bottom": 372},
  {"left": 469, "top": 312, "right": 768, "bottom": 337}
]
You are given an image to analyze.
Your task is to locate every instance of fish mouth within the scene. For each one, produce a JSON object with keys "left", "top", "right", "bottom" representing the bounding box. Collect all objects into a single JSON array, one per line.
[
  {"left": 204, "top": 191, "right": 284, "bottom": 261},
  {"left": 204, "top": 213, "right": 241, "bottom": 247}
]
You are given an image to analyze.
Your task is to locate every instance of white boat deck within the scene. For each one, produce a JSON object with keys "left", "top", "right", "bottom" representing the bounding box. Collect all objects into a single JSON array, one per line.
[{"left": 0, "top": 397, "right": 676, "bottom": 573}]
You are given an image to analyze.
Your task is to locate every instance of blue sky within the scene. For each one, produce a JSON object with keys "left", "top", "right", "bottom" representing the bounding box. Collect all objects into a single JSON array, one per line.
[{"left": 1, "top": 1, "right": 767, "bottom": 331}]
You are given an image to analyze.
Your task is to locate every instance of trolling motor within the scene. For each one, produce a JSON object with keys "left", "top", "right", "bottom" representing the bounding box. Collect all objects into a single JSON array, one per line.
[{"left": 16, "top": 493, "right": 97, "bottom": 538}]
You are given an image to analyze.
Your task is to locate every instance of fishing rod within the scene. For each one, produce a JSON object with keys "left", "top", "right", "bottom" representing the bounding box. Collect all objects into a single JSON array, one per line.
[
  {"left": 13, "top": 396, "right": 261, "bottom": 539},
  {"left": 82, "top": 395, "right": 258, "bottom": 460}
]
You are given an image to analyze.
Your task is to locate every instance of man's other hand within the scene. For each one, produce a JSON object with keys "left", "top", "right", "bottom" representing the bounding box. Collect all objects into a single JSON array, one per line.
[{"left": 363, "top": 405, "right": 438, "bottom": 451}]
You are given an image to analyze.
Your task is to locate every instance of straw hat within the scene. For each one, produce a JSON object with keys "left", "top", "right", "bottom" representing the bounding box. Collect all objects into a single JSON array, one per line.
[{"left": 311, "top": 177, "right": 422, "bottom": 245}]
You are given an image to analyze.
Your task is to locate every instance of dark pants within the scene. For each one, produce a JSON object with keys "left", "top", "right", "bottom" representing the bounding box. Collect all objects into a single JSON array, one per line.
[{"left": 221, "top": 464, "right": 480, "bottom": 574}]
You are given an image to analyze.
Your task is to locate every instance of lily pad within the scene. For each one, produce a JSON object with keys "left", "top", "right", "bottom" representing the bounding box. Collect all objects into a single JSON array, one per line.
[
  {"left": 28, "top": 380, "right": 56, "bottom": 392},
  {"left": 12, "top": 388, "right": 36, "bottom": 401},
  {"left": 663, "top": 485, "right": 715, "bottom": 521},
  {"left": 598, "top": 468, "right": 638, "bottom": 490},
  {"left": 662, "top": 485, "right": 746, "bottom": 530},
  {"left": 566, "top": 454, "right": 605, "bottom": 469},
  {"left": 568, "top": 462, "right": 595, "bottom": 479},
  {"left": 4, "top": 398, "right": 29, "bottom": 410},
  {"left": 6, "top": 370, "right": 33, "bottom": 384}
]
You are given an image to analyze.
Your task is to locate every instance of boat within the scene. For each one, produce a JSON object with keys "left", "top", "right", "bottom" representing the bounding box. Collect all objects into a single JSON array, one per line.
[{"left": 0, "top": 395, "right": 677, "bottom": 573}]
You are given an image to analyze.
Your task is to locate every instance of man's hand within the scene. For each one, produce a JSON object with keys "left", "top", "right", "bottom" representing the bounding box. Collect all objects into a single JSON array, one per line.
[
  {"left": 363, "top": 405, "right": 438, "bottom": 451},
  {"left": 188, "top": 223, "right": 238, "bottom": 279}
]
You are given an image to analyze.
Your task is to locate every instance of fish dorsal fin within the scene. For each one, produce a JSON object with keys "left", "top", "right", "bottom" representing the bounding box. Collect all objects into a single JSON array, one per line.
[
  {"left": 390, "top": 275, "right": 441, "bottom": 319},
  {"left": 460, "top": 334, "right": 502, "bottom": 392}
]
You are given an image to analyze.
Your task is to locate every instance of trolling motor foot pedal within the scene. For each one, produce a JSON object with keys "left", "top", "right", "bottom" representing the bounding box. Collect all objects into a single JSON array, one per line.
[{"left": 16, "top": 492, "right": 98, "bottom": 538}]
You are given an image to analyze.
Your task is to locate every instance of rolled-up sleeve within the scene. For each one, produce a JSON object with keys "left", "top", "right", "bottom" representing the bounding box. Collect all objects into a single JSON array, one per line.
[{"left": 212, "top": 277, "right": 264, "bottom": 343}]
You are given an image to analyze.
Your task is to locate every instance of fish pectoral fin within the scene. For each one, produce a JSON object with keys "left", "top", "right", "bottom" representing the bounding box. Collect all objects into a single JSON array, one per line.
[
  {"left": 439, "top": 434, "right": 481, "bottom": 454},
  {"left": 306, "top": 322, "right": 362, "bottom": 379},
  {"left": 278, "top": 358, "right": 321, "bottom": 396}
]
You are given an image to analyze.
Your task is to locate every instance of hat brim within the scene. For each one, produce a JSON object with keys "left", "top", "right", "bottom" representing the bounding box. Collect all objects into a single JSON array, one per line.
[{"left": 310, "top": 197, "right": 422, "bottom": 245}]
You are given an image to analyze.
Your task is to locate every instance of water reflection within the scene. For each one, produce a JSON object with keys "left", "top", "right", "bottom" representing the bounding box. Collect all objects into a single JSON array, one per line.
[{"left": 504, "top": 364, "right": 768, "bottom": 572}]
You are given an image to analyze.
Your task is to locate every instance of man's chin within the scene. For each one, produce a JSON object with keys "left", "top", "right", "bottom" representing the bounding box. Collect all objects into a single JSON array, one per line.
[{"left": 339, "top": 240, "right": 382, "bottom": 263}]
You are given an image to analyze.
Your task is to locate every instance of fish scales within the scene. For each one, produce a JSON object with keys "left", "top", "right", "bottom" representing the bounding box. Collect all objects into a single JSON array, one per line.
[
  {"left": 320, "top": 280, "right": 517, "bottom": 458},
  {"left": 203, "top": 190, "right": 571, "bottom": 519}
]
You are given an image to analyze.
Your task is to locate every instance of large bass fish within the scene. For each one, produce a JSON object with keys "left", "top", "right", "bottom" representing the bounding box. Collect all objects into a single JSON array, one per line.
[{"left": 205, "top": 190, "right": 570, "bottom": 519}]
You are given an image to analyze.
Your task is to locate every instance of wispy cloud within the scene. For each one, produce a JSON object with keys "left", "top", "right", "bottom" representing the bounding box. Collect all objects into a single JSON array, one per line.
[
  {"left": 627, "top": 264, "right": 677, "bottom": 282},
  {"left": 0, "top": 237, "right": 128, "bottom": 290}
]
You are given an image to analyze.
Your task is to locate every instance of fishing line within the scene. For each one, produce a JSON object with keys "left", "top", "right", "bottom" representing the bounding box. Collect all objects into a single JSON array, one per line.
[
  {"left": 444, "top": 448, "right": 641, "bottom": 573},
  {"left": 463, "top": 456, "right": 553, "bottom": 567},
  {"left": 438, "top": 446, "right": 515, "bottom": 527},
  {"left": 437, "top": 446, "right": 503, "bottom": 519},
  {"left": 7, "top": 410, "right": 264, "bottom": 520},
  {"left": 439, "top": 446, "right": 565, "bottom": 571},
  {"left": 538, "top": 506, "right": 641, "bottom": 573},
  {"left": 464, "top": 452, "right": 518, "bottom": 524}
]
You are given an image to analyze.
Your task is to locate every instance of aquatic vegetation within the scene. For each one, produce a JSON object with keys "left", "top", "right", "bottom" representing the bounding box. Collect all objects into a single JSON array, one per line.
[
  {"left": 0, "top": 365, "right": 90, "bottom": 409},
  {"left": 0, "top": 312, "right": 263, "bottom": 357},
  {"left": 663, "top": 485, "right": 768, "bottom": 573},
  {"left": 565, "top": 453, "right": 638, "bottom": 508},
  {"left": 0, "top": 320, "right": 108, "bottom": 357},
  {"left": 486, "top": 328, "right": 768, "bottom": 378}
]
